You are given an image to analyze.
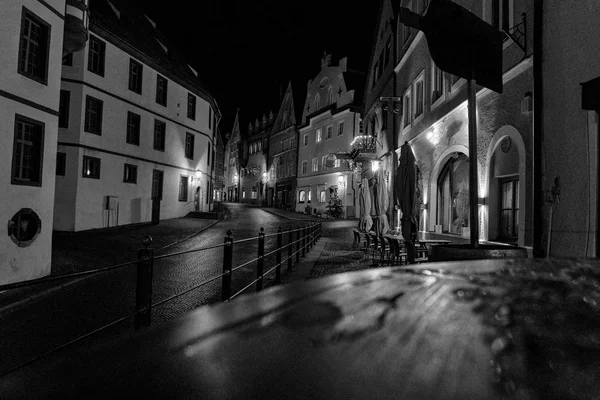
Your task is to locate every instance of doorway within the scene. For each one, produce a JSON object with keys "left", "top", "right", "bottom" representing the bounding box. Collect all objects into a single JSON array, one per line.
[
  {"left": 151, "top": 169, "right": 164, "bottom": 224},
  {"left": 194, "top": 187, "right": 200, "bottom": 211}
]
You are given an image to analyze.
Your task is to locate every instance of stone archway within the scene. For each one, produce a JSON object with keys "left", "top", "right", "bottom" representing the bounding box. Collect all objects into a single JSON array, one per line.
[
  {"left": 484, "top": 125, "right": 526, "bottom": 246},
  {"left": 428, "top": 145, "right": 470, "bottom": 232}
]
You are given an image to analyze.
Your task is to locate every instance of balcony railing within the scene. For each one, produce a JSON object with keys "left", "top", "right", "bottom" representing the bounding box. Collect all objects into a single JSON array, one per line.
[{"left": 350, "top": 135, "right": 377, "bottom": 161}]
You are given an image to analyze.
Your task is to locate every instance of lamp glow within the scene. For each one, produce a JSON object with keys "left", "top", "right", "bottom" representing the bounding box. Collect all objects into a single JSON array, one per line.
[{"left": 372, "top": 160, "right": 381, "bottom": 172}]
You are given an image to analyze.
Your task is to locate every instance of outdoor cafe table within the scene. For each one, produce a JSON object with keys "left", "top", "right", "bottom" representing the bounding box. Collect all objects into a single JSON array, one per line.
[{"left": 2, "top": 258, "right": 600, "bottom": 399}]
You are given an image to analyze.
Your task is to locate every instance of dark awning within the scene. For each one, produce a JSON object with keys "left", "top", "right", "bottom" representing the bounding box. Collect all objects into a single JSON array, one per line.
[{"left": 581, "top": 76, "right": 600, "bottom": 111}]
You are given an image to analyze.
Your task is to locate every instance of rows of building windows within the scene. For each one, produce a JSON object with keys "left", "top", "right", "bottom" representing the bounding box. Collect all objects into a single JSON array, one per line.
[
  {"left": 58, "top": 92, "right": 200, "bottom": 160},
  {"left": 82, "top": 34, "right": 200, "bottom": 122},
  {"left": 302, "top": 121, "right": 345, "bottom": 147},
  {"left": 297, "top": 188, "right": 333, "bottom": 204},
  {"left": 272, "top": 137, "right": 297, "bottom": 154}
]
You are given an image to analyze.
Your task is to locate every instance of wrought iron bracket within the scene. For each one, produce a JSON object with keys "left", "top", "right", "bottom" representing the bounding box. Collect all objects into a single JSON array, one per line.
[{"left": 503, "top": 12, "right": 527, "bottom": 56}]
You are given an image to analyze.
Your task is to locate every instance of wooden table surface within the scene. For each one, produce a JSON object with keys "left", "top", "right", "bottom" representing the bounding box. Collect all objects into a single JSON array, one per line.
[{"left": 2, "top": 258, "right": 600, "bottom": 399}]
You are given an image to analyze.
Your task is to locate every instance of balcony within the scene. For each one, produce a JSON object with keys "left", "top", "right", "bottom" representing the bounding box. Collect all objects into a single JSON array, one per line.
[
  {"left": 350, "top": 135, "right": 377, "bottom": 162},
  {"left": 63, "top": 0, "right": 89, "bottom": 57}
]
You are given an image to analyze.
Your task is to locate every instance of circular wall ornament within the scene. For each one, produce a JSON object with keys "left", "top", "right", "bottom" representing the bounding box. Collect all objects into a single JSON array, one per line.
[
  {"left": 318, "top": 77, "right": 329, "bottom": 89},
  {"left": 8, "top": 208, "right": 41, "bottom": 247},
  {"left": 501, "top": 137, "right": 512, "bottom": 153}
]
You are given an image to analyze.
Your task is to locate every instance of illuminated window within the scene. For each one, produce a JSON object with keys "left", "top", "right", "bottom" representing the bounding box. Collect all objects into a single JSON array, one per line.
[
  {"left": 316, "top": 128, "right": 322, "bottom": 143},
  {"left": 320, "top": 190, "right": 326, "bottom": 203},
  {"left": 308, "top": 190, "right": 312, "bottom": 203},
  {"left": 299, "top": 190, "right": 306, "bottom": 203},
  {"left": 82, "top": 155, "right": 101, "bottom": 179},
  {"left": 312, "top": 157, "right": 318, "bottom": 172},
  {"left": 334, "top": 159, "right": 340, "bottom": 168}
]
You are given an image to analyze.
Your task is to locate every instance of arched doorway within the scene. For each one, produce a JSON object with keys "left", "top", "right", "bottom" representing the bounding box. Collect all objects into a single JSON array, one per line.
[
  {"left": 437, "top": 153, "right": 470, "bottom": 234},
  {"left": 485, "top": 126, "right": 526, "bottom": 245},
  {"left": 194, "top": 187, "right": 201, "bottom": 211}
]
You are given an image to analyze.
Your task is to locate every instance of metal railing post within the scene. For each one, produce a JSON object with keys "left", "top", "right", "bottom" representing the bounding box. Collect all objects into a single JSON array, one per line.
[
  {"left": 302, "top": 225, "right": 306, "bottom": 257},
  {"left": 222, "top": 230, "right": 233, "bottom": 301},
  {"left": 296, "top": 225, "right": 300, "bottom": 263},
  {"left": 287, "top": 226, "right": 293, "bottom": 271},
  {"left": 256, "top": 227, "right": 265, "bottom": 291},
  {"left": 135, "top": 235, "right": 154, "bottom": 330},
  {"left": 276, "top": 226, "right": 282, "bottom": 284},
  {"left": 309, "top": 224, "right": 313, "bottom": 249}
]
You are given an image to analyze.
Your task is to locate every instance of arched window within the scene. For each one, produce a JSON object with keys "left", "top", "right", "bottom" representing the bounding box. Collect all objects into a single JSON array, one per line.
[
  {"left": 299, "top": 190, "right": 306, "bottom": 203},
  {"left": 437, "top": 153, "right": 470, "bottom": 234},
  {"left": 327, "top": 87, "right": 333, "bottom": 105},
  {"left": 314, "top": 94, "right": 320, "bottom": 111}
]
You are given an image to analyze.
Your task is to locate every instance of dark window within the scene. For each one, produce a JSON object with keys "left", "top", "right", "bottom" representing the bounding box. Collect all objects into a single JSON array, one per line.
[
  {"left": 207, "top": 145, "right": 211, "bottom": 166},
  {"left": 212, "top": 149, "right": 215, "bottom": 169},
  {"left": 84, "top": 96, "right": 103, "bottom": 135},
  {"left": 82, "top": 155, "right": 101, "bottom": 179},
  {"left": 377, "top": 52, "right": 384, "bottom": 79},
  {"left": 492, "top": 0, "right": 511, "bottom": 31},
  {"left": 156, "top": 74, "right": 168, "bottom": 106},
  {"left": 126, "top": 112, "right": 140, "bottom": 145},
  {"left": 8, "top": 208, "right": 42, "bottom": 247},
  {"left": 18, "top": 8, "right": 51, "bottom": 84},
  {"left": 62, "top": 53, "right": 73, "bottom": 66},
  {"left": 338, "top": 122, "right": 344, "bottom": 136},
  {"left": 326, "top": 126, "right": 332, "bottom": 139},
  {"left": 128, "top": 59, "right": 143, "bottom": 94},
  {"left": 59, "top": 90, "right": 70, "bottom": 128},
  {"left": 123, "top": 163, "right": 137, "bottom": 183},
  {"left": 209, "top": 107, "right": 212, "bottom": 129},
  {"left": 185, "top": 132, "right": 194, "bottom": 159},
  {"left": 56, "top": 152, "right": 66, "bottom": 176},
  {"left": 179, "top": 175, "right": 189, "bottom": 201},
  {"left": 87, "top": 35, "right": 106, "bottom": 76},
  {"left": 153, "top": 119, "right": 166, "bottom": 151},
  {"left": 187, "top": 93, "right": 196, "bottom": 120},
  {"left": 12, "top": 115, "right": 44, "bottom": 186}
]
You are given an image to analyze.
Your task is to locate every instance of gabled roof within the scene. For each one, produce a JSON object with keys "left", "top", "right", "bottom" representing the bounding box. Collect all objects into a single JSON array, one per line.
[{"left": 271, "top": 81, "right": 297, "bottom": 135}]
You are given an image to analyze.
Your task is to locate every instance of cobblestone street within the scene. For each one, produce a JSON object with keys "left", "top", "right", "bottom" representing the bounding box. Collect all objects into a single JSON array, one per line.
[{"left": 0, "top": 203, "right": 326, "bottom": 374}]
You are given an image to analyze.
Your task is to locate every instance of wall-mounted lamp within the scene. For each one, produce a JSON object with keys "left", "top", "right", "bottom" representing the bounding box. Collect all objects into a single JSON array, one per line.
[
  {"left": 338, "top": 173, "right": 345, "bottom": 187},
  {"left": 262, "top": 172, "right": 267, "bottom": 181},
  {"left": 233, "top": 174, "right": 238, "bottom": 185},
  {"left": 371, "top": 160, "right": 381, "bottom": 172}
]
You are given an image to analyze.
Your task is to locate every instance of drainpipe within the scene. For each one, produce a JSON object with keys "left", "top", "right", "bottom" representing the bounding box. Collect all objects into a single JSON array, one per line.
[{"left": 533, "top": 0, "right": 544, "bottom": 256}]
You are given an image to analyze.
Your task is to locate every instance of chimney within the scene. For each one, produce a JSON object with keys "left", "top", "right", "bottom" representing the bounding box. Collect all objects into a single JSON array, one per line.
[{"left": 321, "top": 51, "right": 331, "bottom": 68}]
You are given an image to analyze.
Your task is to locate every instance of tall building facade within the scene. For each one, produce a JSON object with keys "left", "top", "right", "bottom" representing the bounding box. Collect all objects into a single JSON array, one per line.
[
  {"left": 296, "top": 54, "right": 364, "bottom": 217},
  {"left": 224, "top": 110, "right": 241, "bottom": 202},
  {"left": 543, "top": 0, "right": 600, "bottom": 257},
  {"left": 239, "top": 112, "right": 273, "bottom": 205},
  {"left": 266, "top": 82, "right": 298, "bottom": 209},
  {"left": 54, "top": 0, "right": 220, "bottom": 231},
  {"left": 1, "top": 0, "right": 89, "bottom": 284},
  {"left": 363, "top": 0, "right": 534, "bottom": 249}
]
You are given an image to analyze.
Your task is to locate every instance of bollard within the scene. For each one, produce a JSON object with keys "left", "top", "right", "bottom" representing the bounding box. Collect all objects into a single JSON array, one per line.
[
  {"left": 256, "top": 227, "right": 265, "bottom": 291},
  {"left": 301, "top": 225, "right": 306, "bottom": 257},
  {"left": 287, "top": 226, "right": 293, "bottom": 271},
  {"left": 296, "top": 225, "right": 300, "bottom": 263},
  {"left": 276, "top": 226, "right": 282, "bottom": 284},
  {"left": 222, "top": 230, "right": 233, "bottom": 301},
  {"left": 135, "top": 235, "right": 154, "bottom": 330}
]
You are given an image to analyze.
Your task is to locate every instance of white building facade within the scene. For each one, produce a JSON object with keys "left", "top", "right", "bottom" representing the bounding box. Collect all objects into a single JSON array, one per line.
[
  {"left": 1, "top": 0, "right": 88, "bottom": 284},
  {"left": 54, "top": 1, "right": 220, "bottom": 231},
  {"left": 296, "top": 54, "right": 364, "bottom": 218}
]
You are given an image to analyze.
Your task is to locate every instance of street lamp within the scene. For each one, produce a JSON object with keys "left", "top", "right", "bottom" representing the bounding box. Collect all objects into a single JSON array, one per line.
[{"left": 338, "top": 173, "right": 346, "bottom": 219}]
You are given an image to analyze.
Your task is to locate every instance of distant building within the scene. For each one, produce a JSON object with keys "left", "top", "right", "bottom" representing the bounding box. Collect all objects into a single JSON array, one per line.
[
  {"left": 239, "top": 112, "right": 273, "bottom": 205},
  {"left": 296, "top": 53, "right": 364, "bottom": 218},
  {"left": 0, "top": 0, "right": 88, "bottom": 284},
  {"left": 363, "top": 0, "right": 534, "bottom": 248},
  {"left": 224, "top": 110, "right": 241, "bottom": 202},
  {"left": 54, "top": 0, "right": 220, "bottom": 231},
  {"left": 213, "top": 127, "right": 225, "bottom": 202},
  {"left": 266, "top": 82, "right": 299, "bottom": 209}
]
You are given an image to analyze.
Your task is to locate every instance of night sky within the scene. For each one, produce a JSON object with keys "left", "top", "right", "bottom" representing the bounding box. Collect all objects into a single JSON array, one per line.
[{"left": 142, "top": 1, "right": 380, "bottom": 133}]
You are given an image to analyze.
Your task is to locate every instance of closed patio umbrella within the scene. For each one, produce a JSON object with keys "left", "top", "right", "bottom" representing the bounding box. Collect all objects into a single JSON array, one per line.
[
  {"left": 359, "top": 177, "right": 373, "bottom": 232},
  {"left": 395, "top": 142, "right": 419, "bottom": 243},
  {"left": 373, "top": 171, "right": 390, "bottom": 235}
]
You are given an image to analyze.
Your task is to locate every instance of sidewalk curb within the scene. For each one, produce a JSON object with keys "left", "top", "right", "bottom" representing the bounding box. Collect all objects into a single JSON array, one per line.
[
  {"left": 260, "top": 208, "right": 323, "bottom": 222},
  {"left": 0, "top": 215, "right": 226, "bottom": 317}
]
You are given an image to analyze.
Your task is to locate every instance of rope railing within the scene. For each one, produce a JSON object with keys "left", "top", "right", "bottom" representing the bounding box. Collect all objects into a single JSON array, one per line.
[{"left": 0, "top": 221, "right": 323, "bottom": 377}]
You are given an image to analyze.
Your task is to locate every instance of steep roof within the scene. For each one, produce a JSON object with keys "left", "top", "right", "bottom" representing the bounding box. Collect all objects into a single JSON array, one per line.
[{"left": 90, "top": 0, "right": 219, "bottom": 113}]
